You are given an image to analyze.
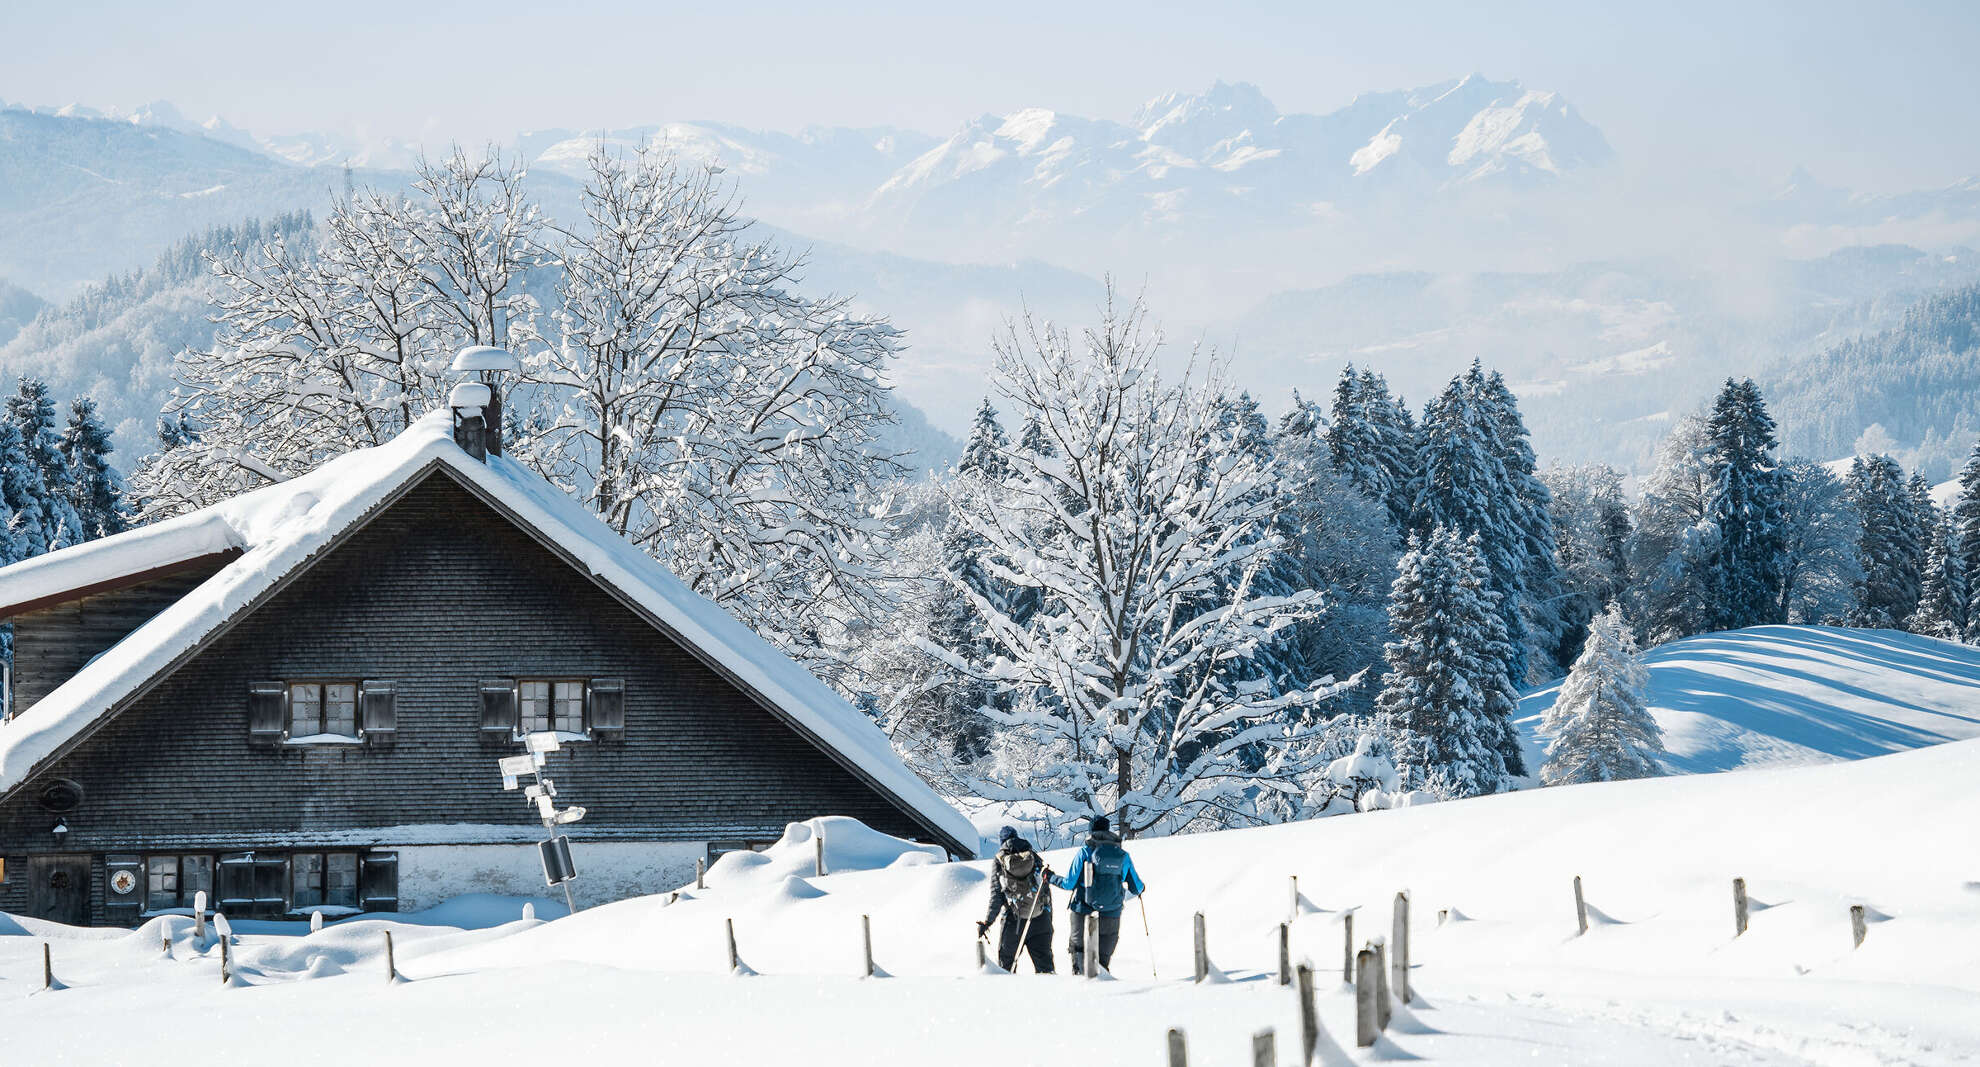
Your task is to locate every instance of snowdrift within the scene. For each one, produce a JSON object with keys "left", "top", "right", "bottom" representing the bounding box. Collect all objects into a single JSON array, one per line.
[{"left": 1518, "top": 625, "right": 1980, "bottom": 774}]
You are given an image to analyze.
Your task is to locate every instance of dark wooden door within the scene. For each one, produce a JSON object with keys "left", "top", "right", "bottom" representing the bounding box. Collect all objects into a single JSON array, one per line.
[{"left": 26, "top": 855, "right": 90, "bottom": 926}]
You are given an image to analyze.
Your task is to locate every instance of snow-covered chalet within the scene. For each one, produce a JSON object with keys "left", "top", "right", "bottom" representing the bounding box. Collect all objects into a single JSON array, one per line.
[{"left": 0, "top": 348, "right": 975, "bottom": 926}]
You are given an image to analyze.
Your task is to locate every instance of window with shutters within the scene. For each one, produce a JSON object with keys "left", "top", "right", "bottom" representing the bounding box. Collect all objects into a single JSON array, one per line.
[
  {"left": 290, "top": 852, "right": 359, "bottom": 912},
  {"left": 288, "top": 681, "right": 360, "bottom": 738},
  {"left": 359, "top": 852, "right": 399, "bottom": 912},
  {"left": 519, "top": 679, "right": 586, "bottom": 734}
]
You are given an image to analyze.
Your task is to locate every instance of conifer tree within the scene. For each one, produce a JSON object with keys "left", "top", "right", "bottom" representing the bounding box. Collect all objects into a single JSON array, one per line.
[
  {"left": 957, "top": 397, "right": 1010, "bottom": 482},
  {"left": 4, "top": 378, "right": 81, "bottom": 552},
  {"left": 1702, "top": 378, "right": 1788, "bottom": 630},
  {"left": 60, "top": 396, "right": 130, "bottom": 540},
  {"left": 1374, "top": 526, "right": 1522, "bottom": 798},
  {"left": 1326, "top": 365, "right": 1415, "bottom": 528},
  {"left": 1848, "top": 454, "right": 1924, "bottom": 628},
  {"left": 1540, "top": 603, "right": 1665, "bottom": 785},
  {"left": 1955, "top": 441, "right": 1980, "bottom": 642},
  {"left": 1911, "top": 506, "right": 1967, "bottom": 639},
  {"left": 0, "top": 419, "right": 51, "bottom": 560},
  {"left": 1474, "top": 365, "right": 1567, "bottom": 673}
]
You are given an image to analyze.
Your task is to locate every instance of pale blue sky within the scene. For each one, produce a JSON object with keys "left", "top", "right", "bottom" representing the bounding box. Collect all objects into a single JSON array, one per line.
[{"left": 5, "top": 0, "right": 1977, "bottom": 192}]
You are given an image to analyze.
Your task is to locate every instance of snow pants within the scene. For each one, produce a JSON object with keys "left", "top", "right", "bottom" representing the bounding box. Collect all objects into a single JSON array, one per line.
[
  {"left": 997, "top": 908, "right": 1055, "bottom": 973},
  {"left": 1067, "top": 909, "right": 1121, "bottom": 975}
]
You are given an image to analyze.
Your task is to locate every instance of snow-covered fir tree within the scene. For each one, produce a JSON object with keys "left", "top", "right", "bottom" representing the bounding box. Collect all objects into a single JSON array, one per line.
[
  {"left": 59, "top": 396, "right": 130, "bottom": 540},
  {"left": 1911, "top": 503, "right": 1966, "bottom": 639},
  {"left": 1702, "top": 378, "right": 1788, "bottom": 631},
  {"left": 1474, "top": 366, "right": 1568, "bottom": 674},
  {"left": 1848, "top": 454, "right": 1925, "bottom": 629},
  {"left": 1631, "top": 413, "right": 1718, "bottom": 643},
  {"left": 6, "top": 377, "right": 82, "bottom": 551},
  {"left": 1775, "top": 458, "right": 1861, "bottom": 625},
  {"left": 1540, "top": 602, "right": 1665, "bottom": 785},
  {"left": 1324, "top": 365, "right": 1415, "bottom": 529},
  {"left": 924, "top": 290, "right": 1350, "bottom": 838},
  {"left": 1544, "top": 463, "right": 1632, "bottom": 664},
  {"left": 1954, "top": 441, "right": 1980, "bottom": 642},
  {"left": 0, "top": 418, "right": 47, "bottom": 563},
  {"left": 1374, "top": 526, "right": 1524, "bottom": 798}
]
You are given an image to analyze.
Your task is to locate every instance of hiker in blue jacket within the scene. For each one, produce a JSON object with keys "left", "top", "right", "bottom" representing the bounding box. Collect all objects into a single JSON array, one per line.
[{"left": 1046, "top": 814, "right": 1145, "bottom": 975}]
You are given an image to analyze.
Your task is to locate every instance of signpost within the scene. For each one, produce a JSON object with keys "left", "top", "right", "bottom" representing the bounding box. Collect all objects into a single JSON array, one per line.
[{"left": 499, "top": 732, "right": 587, "bottom": 914}]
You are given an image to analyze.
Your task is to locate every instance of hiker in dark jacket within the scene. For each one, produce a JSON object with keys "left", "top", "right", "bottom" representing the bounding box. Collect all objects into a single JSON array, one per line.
[
  {"left": 1048, "top": 814, "right": 1145, "bottom": 975},
  {"left": 976, "top": 825, "right": 1054, "bottom": 973}
]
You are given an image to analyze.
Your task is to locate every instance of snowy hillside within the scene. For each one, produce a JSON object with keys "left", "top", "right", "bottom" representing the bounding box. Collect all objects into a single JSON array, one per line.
[
  {"left": 1518, "top": 625, "right": 1980, "bottom": 774},
  {"left": 6, "top": 740, "right": 1976, "bottom": 1063}
]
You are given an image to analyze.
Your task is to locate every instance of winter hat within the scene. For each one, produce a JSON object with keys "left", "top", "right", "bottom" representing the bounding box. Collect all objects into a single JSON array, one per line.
[
  {"left": 1091, "top": 815, "right": 1110, "bottom": 834},
  {"left": 998, "top": 825, "right": 1018, "bottom": 845}
]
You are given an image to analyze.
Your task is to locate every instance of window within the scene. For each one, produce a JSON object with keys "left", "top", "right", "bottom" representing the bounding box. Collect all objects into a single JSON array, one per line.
[
  {"left": 143, "top": 855, "right": 214, "bottom": 913},
  {"left": 218, "top": 852, "right": 290, "bottom": 919},
  {"left": 359, "top": 853, "right": 399, "bottom": 912},
  {"left": 289, "top": 682, "right": 359, "bottom": 737},
  {"left": 290, "top": 852, "right": 359, "bottom": 911},
  {"left": 519, "top": 680, "right": 585, "bottom": 734}
]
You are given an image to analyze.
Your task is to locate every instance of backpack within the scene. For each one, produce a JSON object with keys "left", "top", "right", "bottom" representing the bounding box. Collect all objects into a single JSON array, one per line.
[
  {"left": 1079, "top": 840, "right": 1129, "bottom": 914},
  {"left": 996, "top": 847, "right": 1043, "bottom": 918}
]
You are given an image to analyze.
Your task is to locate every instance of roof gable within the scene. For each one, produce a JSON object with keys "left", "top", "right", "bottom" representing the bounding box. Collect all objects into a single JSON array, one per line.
[{"left": 0, "top": 414, "right": 976, "bottom": 855}]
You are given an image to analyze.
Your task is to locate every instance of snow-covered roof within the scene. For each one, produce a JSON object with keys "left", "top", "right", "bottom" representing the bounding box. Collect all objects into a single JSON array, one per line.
[{"left": 0, "top": 413, "right": 977, "bottom": 855}]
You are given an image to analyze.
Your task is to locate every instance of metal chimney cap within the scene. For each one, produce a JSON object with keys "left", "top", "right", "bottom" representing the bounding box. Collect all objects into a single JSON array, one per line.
[
  {"left": 449, "top": 382, "right": 493, "bottom": 410},
  {"left": 450, "top": 346, "right": 519, "bottom": 373}
]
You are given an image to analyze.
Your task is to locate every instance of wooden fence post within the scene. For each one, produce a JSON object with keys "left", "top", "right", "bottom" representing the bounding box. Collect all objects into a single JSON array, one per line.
[
  {"left": 1341, "top": 911, "right": 1354, "bottom": 983},
  {"left": 815, "top": 828, "right": 827, "bottom": 877},
  {"left": 1392, "top": 890, "right": 1411, "bottom": 1005},
  {"left": 42, "top": 942, "right": 51, "bottom": 990},
  {"left": 384, "top": 930, "right": 396, "bottom": 982},
  {"left": 309, "top": 910, "right": 323, "bottom": 934},
  {"left": 1084, "top": 913, "right": 1099, "bottom": 979},
  {"left": 1296, "top": 962, "right": 1320, "bottom": 1065},
  {"left": 727, "top": 918, "right": 740, "bottom": 972},
  {"left": 1850, "top": 904, "right": 1867, "bottom": 949},
  {"left": 1252, "top": 1029, "right": 1276, "bottom": 1067},
  {"left": 194, "top": 891, "right": 207, "bottom": 942},
  {"left": 1193, "top": 911, "right": 1208, "bottom": 983},
  {"left": 1573, "top": 875, "right": 1589, "bottom": 936},
  {"left": 1278, "top": 922, "right": 1292, "bottom": 986},
  {"left": 1289, "top": 875, "right": 1300, "bottom": 923},
  {"left": 1733, "top": 877, "right": 1749, "bottom": 937},
  {"left": 1166, "top": 1028, "right": 1188, "bottom": 1067},
  {"left": 976, "top": 935, "right": 986, "bottom": 970},
  {"left": 861, "top": 913, "right": 875, "bottom": 977},
  {"left": 1374, "top": 939, "right": 1392, "bottom": 1031},
  {"left": 696, "top": 857, "right": 706, "bottom": 890},
  {"left": 219, "top": 937, "right": 230, "bottom": 985},
  {"left": 1354, "top": 947, "right": 1379, "bottom": 1048},
  {"left": 1437, "top": 908, "right": 1448, "bottom": 928}
]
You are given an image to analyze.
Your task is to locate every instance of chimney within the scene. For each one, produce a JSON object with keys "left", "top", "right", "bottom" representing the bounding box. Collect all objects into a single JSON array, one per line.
[{"left": 448, "top": 346, "right": 520, "bottom": 460}]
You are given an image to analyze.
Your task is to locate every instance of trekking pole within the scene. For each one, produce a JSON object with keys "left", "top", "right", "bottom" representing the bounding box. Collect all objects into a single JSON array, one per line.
[
  {"left": 1138, "top": 893, "right": 1158, "bottom": 978},
  {"left": 1011, "top": 869, "right": 1044, "bottom": 973}
]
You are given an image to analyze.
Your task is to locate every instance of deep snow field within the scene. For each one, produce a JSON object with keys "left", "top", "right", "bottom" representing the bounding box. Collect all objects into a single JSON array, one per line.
[
  {"left": 5, "top": 733, "right": 1978, "bottom": 1066},
  {"left": 1518, "top": 626, "right": 1980, "bottom": 774}
]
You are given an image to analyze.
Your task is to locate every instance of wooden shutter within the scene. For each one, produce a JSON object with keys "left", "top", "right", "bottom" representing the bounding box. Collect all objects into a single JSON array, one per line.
[
  {"left": 479, "top": 679, "right": 517, "bottom": 736},
  {"left": 359, "top": 852, "right": 399, "bottom": 912},
  {"left": 248, "top": 681, "right": 286, "bottom": 744},
  {"left": 360, "top": 680, "right": 397, "bottom": 743},
  {"left": 589, "top": 677, "right": 625, "bottom": 740}
]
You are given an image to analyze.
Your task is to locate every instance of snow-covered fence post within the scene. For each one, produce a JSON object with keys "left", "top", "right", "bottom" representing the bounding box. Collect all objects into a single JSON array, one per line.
[
  {"left": 695, "top": 858, "right": 706, "bottom": 890},
  {"left": 1193, "top": 912, "right": 1208, "bottom": 982},
  {"left": 162, "top": 932, "right": 171, "bottom": 956},
  {"left": 814, "top": 828, "right": 827, "bottom": 877},
  {"left": 42, "top": 943, "right": 51, "bottom": 990},
  {"left": 1167, "top": 1028, "right": 1188, "bottom": 1067},
  {"left": 1354, "top": 948, "right": 1379, "bottom": 1047},
  {"left": 1850, "top": 905, "right": 1867, "bottom": 948},
  {"left": 1278, "top": 922, "right": 1292, "bottom": 986},
  {"left": 1342, "top": 912, "right": 1354, "bottom": 983},
  {"left": 523, "top": 902, "right": 535, "bottom": 922},
  {"left": 384, "top": 931, "right": 396, "bottom": 982},
  {"left": 1085, "top": 914, "right": 1100, "bottom": 978},
  {"left": 1296, "top": 962, "right": 1321, "bottom": 1065},
  {"left": 193, "top": 891, "right": 207, "bottom": 942},
  {"left": 1437, "top": 908, "right": 1447, "bottom": 928},
  {"left": 1252, "top": 1029, "right": 1276, "bottom": 1067},
  {"left": 726, "top": 918, "right": 740, "bottom": 972},
  {"left": 309, "top": 910, "right": 323, "bottom": 934},
  {"left": 1289, "top": 875, "right": 1300, "bottom": 923},
  {"left": 1392, "top": 891, "right": 1411, "bottom": 1005},
  {"left": 1733, "top": 877, "right": 1749, "bottom": 937},
  {"left": 1573, "top": 875, "right": 1589, "bottom": 936},
  {"left": 975, "top": 936, "right": 987, "bottom": 970},
  {"left": 861, "top": 914, "right": 875, "bottom": 978},
  {"left": 219, "top": 936, "right": 230, "bottom": 985}
]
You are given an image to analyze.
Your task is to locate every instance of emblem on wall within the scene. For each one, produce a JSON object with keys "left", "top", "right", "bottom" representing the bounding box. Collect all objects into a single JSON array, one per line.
[{"left": 110, "top": 868, "right": 138, "bottom": 895}]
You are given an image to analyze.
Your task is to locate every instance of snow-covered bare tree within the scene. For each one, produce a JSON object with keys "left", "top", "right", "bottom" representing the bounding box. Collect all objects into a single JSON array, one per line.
[
  {"left": 522, "top": 146, "right": 904, "bottom": 669},
  {"left": 922, "top": 290, "right": 1349, "bottom": 838},
  {"left": 134, "top": 148, "right": 545, "bottom": 513},
  {"left": 1544, "top": 463, "right": 1631, "bottom": 664},
  {"left": 1776, "top": 457, "right": 1861, "bottom": 625},
  {"left": 1540, "top": 602, "right": 1665, "bottom": 785},
  {"left": 1630, "top": 412, "right": 1718, "bottom": 643}
]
